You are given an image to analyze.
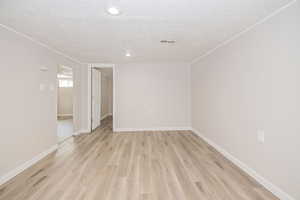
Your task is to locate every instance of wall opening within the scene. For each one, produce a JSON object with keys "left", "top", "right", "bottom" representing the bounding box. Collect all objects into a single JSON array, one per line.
[
  {"left": 90, "top": 66, "right": 114, "bottom": 132},
  {"left": 57, "top": 65, "right": 74, "bottom": 142}
]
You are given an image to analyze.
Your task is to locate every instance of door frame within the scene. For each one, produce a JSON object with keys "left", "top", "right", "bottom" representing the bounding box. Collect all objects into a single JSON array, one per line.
[{"left": 87, "top": 63, "right": 116, "bottom": 132}]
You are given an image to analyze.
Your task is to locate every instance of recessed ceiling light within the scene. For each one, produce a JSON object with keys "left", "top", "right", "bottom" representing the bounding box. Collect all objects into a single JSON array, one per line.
[
  {"left": 125, "top": 52, "right": 131, "bottom": 57},
  {"left": 107, "top": 7, "right": 120, "bottom": 15}
]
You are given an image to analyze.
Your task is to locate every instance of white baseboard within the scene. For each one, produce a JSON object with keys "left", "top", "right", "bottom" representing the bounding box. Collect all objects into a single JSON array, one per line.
[
  {"left": 191, "top": 128, "right": 295, "bottom": 200},
  {"left": 73, "top": 129, "right": 90, "bottom": 135},
  {"left": 115, "top": 127, "right": 191, "bottom": 132},
  {"left": 58, "top": 114, "right": 73, "bottom": 117},
  {"left": 80, "top": 129, "right": 90, "bottom": 133},
  {"left": 0, "top": 144, "right": 58, "bottom": 186},
  {"left": 101, "top": 113, "right": 112, "bottom": 120},
  {"left": 73, "top": 131, "right": 80, "bottom": 136}
]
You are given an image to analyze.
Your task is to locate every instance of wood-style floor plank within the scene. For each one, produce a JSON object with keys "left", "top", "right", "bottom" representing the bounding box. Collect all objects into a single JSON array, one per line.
[{"left": 0, "top": 117, "right": 278, "bottom": 200}]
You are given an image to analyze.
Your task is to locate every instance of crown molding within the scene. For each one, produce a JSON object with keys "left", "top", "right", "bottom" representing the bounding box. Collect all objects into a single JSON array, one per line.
[
  {"left": 0, "top": 23, "right": 83, "bottom": 64},
  {"left": 190, "top": 0, "right": 297, "bottom": 65}
]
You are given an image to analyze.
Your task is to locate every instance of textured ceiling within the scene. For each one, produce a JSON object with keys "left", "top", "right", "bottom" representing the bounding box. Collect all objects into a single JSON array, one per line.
[{"left": 0, "top": 0, "right": 292, "bottom": 63}]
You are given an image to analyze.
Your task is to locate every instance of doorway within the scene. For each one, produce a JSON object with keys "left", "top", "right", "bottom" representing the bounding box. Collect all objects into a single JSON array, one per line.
[
  {"left": 90, "top": 66, "right": 114, "bottom": 132},
  {"left": 57, "top": 65, "right": 74, "bottom": 142}
]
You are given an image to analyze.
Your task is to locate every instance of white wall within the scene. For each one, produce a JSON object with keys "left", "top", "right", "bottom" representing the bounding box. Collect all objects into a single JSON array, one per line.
[
  {"left": 115, "top": 63, "right": 190, "bottom": 131},
  {"left": 58, "top": 86, "right": 73, "bottom": 116},
  {"left": 80, "top": 64, "right": 90, "bottom": 132},
  {"left": 0, "top": 25, "right": 83, "bottom": 180},
  {"left": 191, "top": 2, "right": 300, "bottom": 199},
  {"left": 108, "top": 77, "right": 113, "bottom": 115}
]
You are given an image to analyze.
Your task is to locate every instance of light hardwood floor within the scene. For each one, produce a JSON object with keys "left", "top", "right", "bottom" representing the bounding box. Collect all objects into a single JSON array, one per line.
[{"left": 0, "top": 117, "right": 278, "bottom": 200}]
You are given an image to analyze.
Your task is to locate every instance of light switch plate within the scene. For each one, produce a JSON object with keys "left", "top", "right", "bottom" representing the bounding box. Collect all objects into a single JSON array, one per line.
[
  {"left": 257, "top": 130, "right": 265, "bottom": 143},
  {"left": 39, "top": 83, "right": 45, "bottom": 91}
]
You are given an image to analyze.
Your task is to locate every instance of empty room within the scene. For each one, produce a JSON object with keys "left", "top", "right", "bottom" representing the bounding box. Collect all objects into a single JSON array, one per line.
[{"left": 0, "top": 0, "right": 299, "bottom": 200}]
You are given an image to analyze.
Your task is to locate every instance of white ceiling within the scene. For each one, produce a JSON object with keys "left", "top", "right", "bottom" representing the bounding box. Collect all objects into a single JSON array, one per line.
[{"left": 0, "top": 0, "right": 292, "bottom": 63}]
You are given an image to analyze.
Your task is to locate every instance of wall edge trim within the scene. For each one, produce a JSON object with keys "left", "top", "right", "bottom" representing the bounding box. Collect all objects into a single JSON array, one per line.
[
  {"left": 190, "top": 0, "right": 297, "bottom": 64},
  {"left": 191, "top": 128, "right": 296, "bottom": 200},
  {"left": 0, "top": 144, "right": 58, "bottom": 186}
]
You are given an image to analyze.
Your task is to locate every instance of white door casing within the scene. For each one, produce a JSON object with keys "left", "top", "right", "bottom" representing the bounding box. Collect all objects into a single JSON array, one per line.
[{"left": 87, "top": 63, "right": 115, "bottom": 133}]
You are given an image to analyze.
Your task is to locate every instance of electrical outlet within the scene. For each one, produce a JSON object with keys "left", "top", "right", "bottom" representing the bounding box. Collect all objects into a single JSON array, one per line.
[{"left": 257, "top": 130, "right": 265, "bottom": 144}]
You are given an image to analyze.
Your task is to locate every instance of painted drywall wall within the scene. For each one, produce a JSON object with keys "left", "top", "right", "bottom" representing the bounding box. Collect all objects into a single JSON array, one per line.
[
  {"left": 100, "top": 75, "right": 113, "bottom": 118},
  {"left": 191, "top": 2, "right": 300, "bottom": 199},
  {"left": 72, "top": 65, "right": 84, "bottom": 133},
  {"left": 79, "top": 64, "right": 90, "bottom": 132},
  {"left": 108, "top": 76, "right": 113, "bottom": 115},
  {"left": 115, "top": 63, "right": 190, "bottom": 130},
  {"left": 58, "top": 86, "right": 73, "bottom": 116},
  {"left": 0, "top": 25, "right": 83, "bottom": 180}
]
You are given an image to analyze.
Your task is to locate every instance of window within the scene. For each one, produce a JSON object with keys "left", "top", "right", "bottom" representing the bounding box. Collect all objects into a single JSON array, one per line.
[{"left": 59, "top": 79, "right": 73, "bottom": 88}]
